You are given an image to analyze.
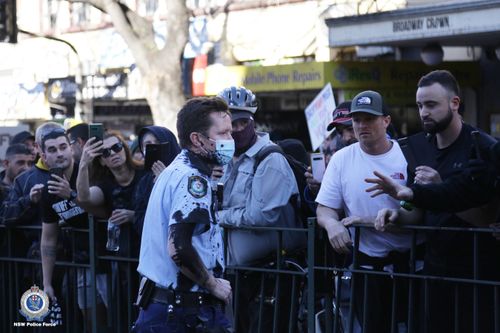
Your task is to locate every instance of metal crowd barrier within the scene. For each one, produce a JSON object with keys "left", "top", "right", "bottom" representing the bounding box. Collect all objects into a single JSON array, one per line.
[
  {"left": 1, "top": 217, "right": 499, "bottom": 332},
  {"left": 0, "top": 216, "right": 139, "bottom": 333}
]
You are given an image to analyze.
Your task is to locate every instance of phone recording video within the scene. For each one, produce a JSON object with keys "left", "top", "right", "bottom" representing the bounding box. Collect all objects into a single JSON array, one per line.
[
  {"left": 144, "top": 142, "right": 170, "bottom": 171},
  {"left": 89, "top": 123, "right": 104, "bottom": 142}
]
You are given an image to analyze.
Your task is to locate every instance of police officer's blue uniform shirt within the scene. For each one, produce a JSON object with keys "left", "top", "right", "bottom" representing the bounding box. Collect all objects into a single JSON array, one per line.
[{"left": 137, "top": 149, "right": 224, "bottom": 291}]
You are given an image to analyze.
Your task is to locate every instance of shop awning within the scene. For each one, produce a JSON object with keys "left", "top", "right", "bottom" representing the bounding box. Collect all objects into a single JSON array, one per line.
[{"left": 325, "top": 0, "right": 500, "bottom": 47}]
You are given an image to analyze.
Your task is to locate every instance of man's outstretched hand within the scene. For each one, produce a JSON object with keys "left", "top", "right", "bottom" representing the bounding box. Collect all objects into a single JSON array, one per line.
[{"left": 365, "top": 171, "right": 414, "bottom": 201}]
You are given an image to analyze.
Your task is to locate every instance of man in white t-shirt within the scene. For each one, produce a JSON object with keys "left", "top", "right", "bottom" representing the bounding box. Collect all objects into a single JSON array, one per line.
[{"left": 316, "top": 90, "right": 417, "bottom": 333}]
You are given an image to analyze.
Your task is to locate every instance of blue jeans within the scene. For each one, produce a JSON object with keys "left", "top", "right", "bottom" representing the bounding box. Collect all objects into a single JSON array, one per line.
[{"left": 132, "top": 302, "right": 231, "bottom": 333}]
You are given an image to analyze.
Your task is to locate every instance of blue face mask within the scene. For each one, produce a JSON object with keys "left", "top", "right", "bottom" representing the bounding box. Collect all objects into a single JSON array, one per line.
[
  {"left": 201, "top": 136, "right": 235, "bottom": 166},
  {"left": 214, "top": 139, "right": 235, "bottom": 165}
]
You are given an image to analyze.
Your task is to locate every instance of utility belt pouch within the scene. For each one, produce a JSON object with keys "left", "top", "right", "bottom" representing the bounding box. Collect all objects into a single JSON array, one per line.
[{"left": 135, "top": 277, "right": 155, "bottom": 308}]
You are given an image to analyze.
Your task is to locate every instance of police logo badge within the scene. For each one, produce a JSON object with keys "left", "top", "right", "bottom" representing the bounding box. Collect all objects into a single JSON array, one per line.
[
  {"left": 19, "top": 285, "right": 50, "bottom": 322},
  {"left": 188, "top": 176, "right": 208, "bottom": 198}
]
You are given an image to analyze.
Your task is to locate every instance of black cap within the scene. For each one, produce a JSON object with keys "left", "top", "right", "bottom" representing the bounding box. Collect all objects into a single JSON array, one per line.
[
  {"left": 350, "top": 91, "right": 386, "bottom": 116},
  {"left": 11, "top": 131, "right": 35, "bottom": 145}
]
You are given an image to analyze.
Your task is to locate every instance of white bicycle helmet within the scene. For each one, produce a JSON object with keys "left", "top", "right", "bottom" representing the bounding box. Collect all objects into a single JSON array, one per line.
[{"left": 218, "top": 86, "right": 258, "bottom": 114}]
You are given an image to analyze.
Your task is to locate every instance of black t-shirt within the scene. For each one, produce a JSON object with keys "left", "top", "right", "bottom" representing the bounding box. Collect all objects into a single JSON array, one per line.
[
  {"left": 42, "top": 164, "right": 87, "bottom": 228},
  {"left": 97, "top": 168, "right": 144, "bottom": 257},
  {"left": 411, "top": 124, "right": 498, "bottom": 276},
  {"left": 41, "top": 163, "right": 97, "bottom": 263}
]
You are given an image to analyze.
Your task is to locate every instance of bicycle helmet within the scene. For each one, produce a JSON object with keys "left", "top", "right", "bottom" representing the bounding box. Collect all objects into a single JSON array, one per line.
[{"left": 218, "top": 86, "right": 258, "bottom": 116}]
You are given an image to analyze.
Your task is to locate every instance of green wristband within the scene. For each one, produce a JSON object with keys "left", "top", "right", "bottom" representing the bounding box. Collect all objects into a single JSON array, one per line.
[{"left": 400, "top": 200, "right": 414, "bottom": 211}]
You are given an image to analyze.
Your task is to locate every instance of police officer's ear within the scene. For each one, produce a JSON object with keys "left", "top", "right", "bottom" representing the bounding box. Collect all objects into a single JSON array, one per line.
[{"left": 190, "top": 132, "right": 205, "bottom": 149}]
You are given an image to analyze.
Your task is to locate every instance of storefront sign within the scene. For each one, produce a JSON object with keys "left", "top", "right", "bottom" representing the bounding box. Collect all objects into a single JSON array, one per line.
[
  {"left": 327, "top": 4, "right": 500, "bottom": 47},
  {"left": 324, "top": 61, "right": 480, "bottom": 90},
  {"left": 82, "top": 72, "right": 128, "bottom": 100},
  {"left": 204, "top": 62, "right": 326, "bottom": 95},
  {"left": 48, "top": 78, "right": 77, "bottom": 103},
  {"left": 393, "top": 16, "right": 449, "bottom": 33},
  {"left": 304, "top": 83, "right": 336, "bottom": 151},
  {"left": 204, "top": 61, "right": 479, "bottom": 96}
]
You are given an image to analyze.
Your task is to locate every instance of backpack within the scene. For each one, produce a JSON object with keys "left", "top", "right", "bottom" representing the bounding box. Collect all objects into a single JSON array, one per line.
[{"left": 253, "top": 143, "right": 313, "bottom": 228}]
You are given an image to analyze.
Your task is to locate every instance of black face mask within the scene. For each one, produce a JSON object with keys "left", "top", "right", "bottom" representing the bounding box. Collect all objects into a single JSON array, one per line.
[{"left": 232, "top": 120, "right": 257, "bottom": 156}]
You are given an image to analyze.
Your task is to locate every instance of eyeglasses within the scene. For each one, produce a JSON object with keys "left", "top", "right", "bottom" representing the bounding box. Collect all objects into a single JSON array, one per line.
[{"left": 102, "top": 142, "right": 124, "bottom": 158}]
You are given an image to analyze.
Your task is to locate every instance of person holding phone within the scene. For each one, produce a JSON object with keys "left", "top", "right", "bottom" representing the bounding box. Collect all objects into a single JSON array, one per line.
[
  {"left": 77, "top": 130, "right": 145, "bottom": 325},
  {"left": 37, "top": 126, "right": 109, "bottom": 329},
  {"left": 133, "top": 125, "right": 180, "bottom": 236},
  {"left": 77, "top": 131, "right": 144, "bottom": 256},
  {"left": 304, "top": 101, "right": 357, "bottom": 207},
  {"left": 66, "top": 122, "right": 89, "bottom": 164}
]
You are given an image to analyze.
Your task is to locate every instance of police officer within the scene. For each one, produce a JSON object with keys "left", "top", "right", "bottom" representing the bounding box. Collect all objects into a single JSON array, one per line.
[{"left": 133, "top": 97, "right": 233, "bottom": 333}]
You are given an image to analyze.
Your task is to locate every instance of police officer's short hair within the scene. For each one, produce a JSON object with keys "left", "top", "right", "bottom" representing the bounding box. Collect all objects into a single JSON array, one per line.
[
  {"left": 177, "top": 97, "right": 230, "bottom": 149},
  {"left": 418, "top": 70, "right": 461, "bottom": 98}
]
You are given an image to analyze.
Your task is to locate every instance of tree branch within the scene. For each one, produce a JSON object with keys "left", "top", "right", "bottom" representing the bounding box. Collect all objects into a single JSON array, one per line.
[
  {"left": 159, "top": 0, "right": 189, "bottom": 63},
  {"left": 67, "top": 0, "right": 157, "bottom": 73}
]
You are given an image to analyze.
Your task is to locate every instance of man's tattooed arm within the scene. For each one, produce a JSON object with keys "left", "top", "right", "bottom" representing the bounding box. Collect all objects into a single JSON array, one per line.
[
  {"left": 41, "top": 223, "right": 59, "bottom": 299},
  {"left": 168, "top": 223, "right": 211, "bottom": 288}
]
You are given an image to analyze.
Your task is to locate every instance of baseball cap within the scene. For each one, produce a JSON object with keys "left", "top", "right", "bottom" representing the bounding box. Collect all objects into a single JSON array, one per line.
[
  {"left": 231, "top": 110, "right": 254, "bottom": 122},
  {"left": 11, "top": 131, "right": 35, "bottom": 145},
  {"left": 327, "top": 101, "right": 352, "bottom": 131},
  {"left": 350, "top": 90, "right": 386, "bottom": 116}
]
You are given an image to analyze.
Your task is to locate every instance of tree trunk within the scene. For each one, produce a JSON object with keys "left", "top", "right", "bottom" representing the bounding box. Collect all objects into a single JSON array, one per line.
[
  {"left": 74, "top": 0, "right": 189, "bottom": 136},
  {"left": 143, "top": 66, "right": 186, "bottom": 132}
]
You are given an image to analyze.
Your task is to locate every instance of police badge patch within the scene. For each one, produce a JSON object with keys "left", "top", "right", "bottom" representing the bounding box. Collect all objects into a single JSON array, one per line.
[
  {"left": 19, "top": 285, "right": 50, "bottom": 321},
  {"left": 188, "top": 176, "right": 208, "bottom": 198}
]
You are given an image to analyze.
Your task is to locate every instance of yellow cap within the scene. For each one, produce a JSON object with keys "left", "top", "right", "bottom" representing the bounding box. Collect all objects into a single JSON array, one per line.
[{"left": 63, "top": 118, "right": 83, "bottom": 130}]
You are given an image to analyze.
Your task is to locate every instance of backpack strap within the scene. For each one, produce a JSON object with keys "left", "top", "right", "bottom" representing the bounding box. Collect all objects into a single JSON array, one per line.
[
  {"left": 397, "top": 132, "right": 434, "bottom": 184},
  {"left": 253, "top": 144, "right": 284, "bottom": 174},
  {"left": 397, "top": 137, "right": 418, "bottom": 175}
]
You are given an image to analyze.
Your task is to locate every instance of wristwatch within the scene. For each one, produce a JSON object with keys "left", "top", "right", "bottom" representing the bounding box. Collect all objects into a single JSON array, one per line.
[{"left": 69, "top": 190, "right": 78, "bottom": 201}]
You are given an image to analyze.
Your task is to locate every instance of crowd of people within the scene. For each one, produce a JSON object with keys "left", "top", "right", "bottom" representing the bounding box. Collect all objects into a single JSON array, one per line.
[{"left": 1, "top": 69, "right": 499, "bottom": 332}]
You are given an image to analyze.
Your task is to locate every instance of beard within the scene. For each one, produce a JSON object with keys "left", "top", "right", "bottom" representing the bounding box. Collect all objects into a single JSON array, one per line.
[{"left": 422, "top": 107, "right": 453, "bottom": 134}]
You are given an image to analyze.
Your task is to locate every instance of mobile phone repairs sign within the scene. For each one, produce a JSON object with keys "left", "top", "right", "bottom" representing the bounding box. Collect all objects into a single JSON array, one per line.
[{"left": 304, "top": 83, "right": 336, "bottom": 151}]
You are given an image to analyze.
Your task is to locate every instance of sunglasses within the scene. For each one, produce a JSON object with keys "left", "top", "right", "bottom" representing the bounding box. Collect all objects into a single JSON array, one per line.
[{"left": 102, "top": 142, "right": 124, "bottom": 158}]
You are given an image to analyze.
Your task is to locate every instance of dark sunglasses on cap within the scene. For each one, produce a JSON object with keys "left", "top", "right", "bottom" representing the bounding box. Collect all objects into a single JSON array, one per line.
[
  {"left": 102, "top": 142, "right": 124, "bottom": 158},
  {"left": 41, "top": 128, "right": 66, "bottom": 142},
  {"left": 40, "top": 128, "right": 67, "bottom": 149}
]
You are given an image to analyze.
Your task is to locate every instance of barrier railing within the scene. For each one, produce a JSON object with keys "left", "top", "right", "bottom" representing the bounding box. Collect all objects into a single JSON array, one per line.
[{"left": 1, "top": 217, "right": 499, "bottom": 332}]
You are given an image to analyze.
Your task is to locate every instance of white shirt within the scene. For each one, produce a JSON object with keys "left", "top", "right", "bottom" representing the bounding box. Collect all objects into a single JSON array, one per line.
[
  {"left": 137, "top": 150, "right": 224, "bottom": 290},
  {"left": 316, "top": 141, "right": 417, "bottom": 257}
]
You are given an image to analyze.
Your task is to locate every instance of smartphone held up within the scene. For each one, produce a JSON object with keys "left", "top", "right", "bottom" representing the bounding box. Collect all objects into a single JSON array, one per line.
[
  {"left": 88, "top": 123, "right": 104, "bottom": 142},
  {"left": 144, "top": 142, "right": 170, "bottom": 171},
  {"left": 310, "top": 153, "right": 326, "bottom": 182}
]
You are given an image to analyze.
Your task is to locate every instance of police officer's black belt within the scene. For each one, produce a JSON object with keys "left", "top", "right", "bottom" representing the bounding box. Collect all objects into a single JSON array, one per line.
[{"left": 151, "top": 288, "right": 223, "bottom": 308}]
